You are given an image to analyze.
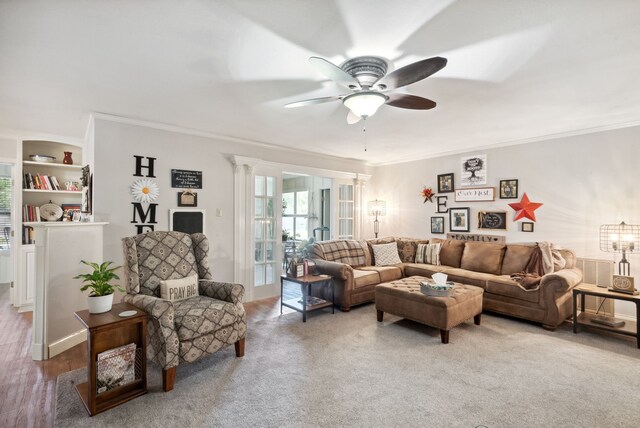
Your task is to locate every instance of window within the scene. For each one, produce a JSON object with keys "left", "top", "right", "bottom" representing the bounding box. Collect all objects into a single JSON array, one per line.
[
  {"left": 0, "top": 176, "right": 11, "bottom": 249},
  {"left": 282, "top": 190, "right": 308, "bottom": 240}
]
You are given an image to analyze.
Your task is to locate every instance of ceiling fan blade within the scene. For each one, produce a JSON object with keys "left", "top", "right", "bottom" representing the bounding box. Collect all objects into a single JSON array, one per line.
[
  {"left": 284, "top": 95, "right": 343, "bottom": 108},
  {"left": 374, "top": 57, "right": 447, "bottom": 91},
  {"left": 346, "top": 110, "right": 361, "bottom": 125},
  {"left": 386, "top": 93, "right": 437, "bottom": 110},
  {"left": 309, "top": 57, "right": 362, "bottom": 90}
]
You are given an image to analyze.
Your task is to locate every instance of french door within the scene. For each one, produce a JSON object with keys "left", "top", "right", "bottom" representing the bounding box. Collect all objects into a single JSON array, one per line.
[{"left": 251, "top": 168, "right": 282, "bottom": 300}]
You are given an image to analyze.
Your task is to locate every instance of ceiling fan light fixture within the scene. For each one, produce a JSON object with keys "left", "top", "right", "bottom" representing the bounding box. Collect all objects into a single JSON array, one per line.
[{"left": 343, "top": 91, "right": 388, "bottom": 119}]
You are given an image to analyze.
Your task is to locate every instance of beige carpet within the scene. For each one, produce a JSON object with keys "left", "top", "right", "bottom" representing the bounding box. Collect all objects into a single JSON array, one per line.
[{"left": 55, "top": 304, "right": 640, "bottom": 427}]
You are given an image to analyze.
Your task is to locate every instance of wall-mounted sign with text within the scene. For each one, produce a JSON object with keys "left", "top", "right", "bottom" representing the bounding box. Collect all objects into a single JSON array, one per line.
[
  {"left": 171, "top": 169, "right": 203, "bottom": 189},
  {"left": 454, "top": 187, "right": 495, "bottom": 202}
]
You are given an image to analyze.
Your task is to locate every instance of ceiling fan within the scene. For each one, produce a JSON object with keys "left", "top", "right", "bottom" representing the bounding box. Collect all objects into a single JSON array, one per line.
[{"left": 284, "top": 55, "right": 447, "bottom": 124}]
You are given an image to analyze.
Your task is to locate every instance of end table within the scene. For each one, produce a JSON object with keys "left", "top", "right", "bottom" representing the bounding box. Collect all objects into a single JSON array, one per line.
[
  {"left": 280, "top": 274, "right": 334, "bottom": 322},
  {"left": 74, "top": 302, "right": 148, "bottom": 416}
]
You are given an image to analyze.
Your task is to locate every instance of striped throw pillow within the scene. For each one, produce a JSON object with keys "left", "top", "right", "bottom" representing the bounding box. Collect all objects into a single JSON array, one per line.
[{"left": 415, "top": 243, "right": 441, "bottom": 265}]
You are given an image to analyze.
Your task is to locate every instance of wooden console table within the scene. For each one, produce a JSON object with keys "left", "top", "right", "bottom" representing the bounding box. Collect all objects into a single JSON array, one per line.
[
  {"left": 74, "top": 302, "right": 148, "bottom": 416},
  {"left": 573, "top": 283, "right": 640, "bottom": 348}
]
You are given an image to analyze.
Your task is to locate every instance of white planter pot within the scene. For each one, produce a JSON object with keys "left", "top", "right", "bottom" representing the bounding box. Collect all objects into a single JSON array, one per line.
[{"left": 87, "top": 293, "right": 114, "bottom": 314}]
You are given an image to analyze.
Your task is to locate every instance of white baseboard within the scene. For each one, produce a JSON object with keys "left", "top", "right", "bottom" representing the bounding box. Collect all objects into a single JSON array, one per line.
[
  {"left": 17, "top": 304, "right": 33, "bottom": 313},
  {"left": 48, "top": 329, "right": 87, "bottom": 358}
]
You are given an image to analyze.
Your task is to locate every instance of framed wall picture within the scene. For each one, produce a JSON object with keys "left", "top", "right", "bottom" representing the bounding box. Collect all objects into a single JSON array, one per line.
[
  {"left": 499, "top": 179, "right": 519, "bottom": 199},
  {"left": 431, "top": 216, "right": 445, "bottom": 234},
  {"left": 177, "top": 190, "right": 198, "bottom": 207},
  {"left": 437, "top": 173, "right": 454, "bottom": 193},
  {"left": 460, "top": 154, "right": 487, "bottom": 186},
  {"left": 478, "top": 211, "right": 507, "bottom": 230},
  {"left": 454, "top": 187, "right": 495, "bottom": 202},
  {"left": 449, "top": 207, "right": 470, "bottom": 232},
  {"left": 169, "top": 209, "right": 205, "bottom": 234},
  {"left": 521, "top": 222, "right": 534, "bottom": 232}
]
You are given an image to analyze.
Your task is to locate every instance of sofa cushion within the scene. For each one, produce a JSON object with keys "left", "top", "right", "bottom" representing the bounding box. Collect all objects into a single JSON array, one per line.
[
  {"left": 310, "top": 240, "right": 366, "bottom": 267},
  {"left": 366, "top": 237, "right": 396, "bottom": 265},
  {"left": 353, "top": 269, "right": 380, "bottom": 289},
  {"left": 372, "top": 242, "right": 402, "bottom": 266},
  {"left": 403, "top": 263, "right": 450, "bottom": 278},
  {"left": 415, "top": 243, "right": 441, "bottom": 265},
  {"left": 440, "top": 268, "right": 495, "bottom": 289},
  {"left": 358, "top": 266, "right": 403, "bottom": 282},
  {"left": 173, "top": 296, "right": 238, "bottom": 341},
  {"left": 486, "top": 275, "right": 540, "bottom": 303},
  {"left": 395, "top": 238, "right": 429, "bottom": 263},
  {"left": 501, "top": 244, "right": 536, "bottom": 275},
  {"left": 460, "top": 242, "right": 506, "bottom": 275},
  {"left": 429, "top": 239, "right": 465, "bottom": 268}
]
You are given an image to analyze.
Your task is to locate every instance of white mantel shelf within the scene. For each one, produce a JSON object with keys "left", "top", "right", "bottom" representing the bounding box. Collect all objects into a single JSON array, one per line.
[{"left": 26, "top": 222, "right": 109, "bottom": 227}]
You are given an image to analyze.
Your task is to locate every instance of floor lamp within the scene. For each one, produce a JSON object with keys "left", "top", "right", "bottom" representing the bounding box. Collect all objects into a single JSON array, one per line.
[{"left": 367, "top": 199, "right": 386, "bottom": 238}]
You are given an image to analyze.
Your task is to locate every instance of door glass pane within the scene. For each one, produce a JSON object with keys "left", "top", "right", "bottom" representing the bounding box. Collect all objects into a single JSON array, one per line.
[
  {"left": 339, "top": 219, "right": 353, "bottom": 237},
  {"left": 254, "top": 242, "right": 264, "bottom": 263},
  {"left": 266, "top": 219, "right": 275, "bottom": 240},
  {"left": 266, "top": 263, "right": 274, "bottom": 284},
  {"left": 339, "top": 184, "right": 353, "bottom": 200},
  {"left": 255, "top": 198, "right": 264, "bottom": 218},
  {"left": 266, "top": 197, "right": 274, "bottom": 218},
  {"left": 255, "top": 176, "right": 265, "bottom": 196},
  {"left": 254, "top": 265, "right": 265, "bottom": 286},
  {"left": 265, "top": 242, "right": 275, "bottom": 262},
  {"left": 266, "top": 176, "right": 275, "bottom": 196},
  {"left": 255, "top": 220, "right": 264, "bottom": 240}
]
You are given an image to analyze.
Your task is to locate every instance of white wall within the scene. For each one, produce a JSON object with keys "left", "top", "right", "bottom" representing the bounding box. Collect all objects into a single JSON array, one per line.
[
  {"left": 93, "top": 118, "right": 368, "bottom": 286},
  {"left": 0, "top": 137, "right": 16, "bottom": 159},
  {"left": 368, "top": 125, "right": 640, "bottom": 318}
]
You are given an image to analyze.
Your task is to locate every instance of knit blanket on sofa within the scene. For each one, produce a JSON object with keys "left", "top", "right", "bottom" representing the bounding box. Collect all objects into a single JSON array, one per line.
[{"left": 309, "top": 240, "right": 366, "bottom": 267}]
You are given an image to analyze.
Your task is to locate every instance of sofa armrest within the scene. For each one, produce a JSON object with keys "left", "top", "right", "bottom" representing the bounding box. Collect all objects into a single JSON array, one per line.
[
  {"left": 122, "top": 293, "right": 179, "bottom": 369},
  {"left": 313, "top": 259, "right": 354, "bottom": 281},
  {"left": 199, "top": 280, "right": 245, "bottom": 304},
  {"left": 540, "top": 267, "right": 583, "bottom": 293}
]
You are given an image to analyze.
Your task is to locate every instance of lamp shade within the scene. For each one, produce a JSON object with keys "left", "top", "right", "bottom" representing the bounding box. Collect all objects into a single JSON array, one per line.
[
  {"left": 600, "top": 222, "right": 640, "bottom": 253},
  {"left": 343, "top": 92, "right": 387, "bottom": 118},
  {"left": 367, "top": 199, "right": 386, "bottom": 216}
]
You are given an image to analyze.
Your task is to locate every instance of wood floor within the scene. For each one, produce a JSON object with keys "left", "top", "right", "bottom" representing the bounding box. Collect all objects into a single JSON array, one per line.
[{"left": 0, "top": 283, "right": 290, "bottom": 428}]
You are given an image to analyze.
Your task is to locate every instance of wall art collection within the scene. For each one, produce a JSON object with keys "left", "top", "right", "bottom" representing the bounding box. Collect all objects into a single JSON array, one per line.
[{"left": 423, "top": 154, "right": 543, "bottom": 236}]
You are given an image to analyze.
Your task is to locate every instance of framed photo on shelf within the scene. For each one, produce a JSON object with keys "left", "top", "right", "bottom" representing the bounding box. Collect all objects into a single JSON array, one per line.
[
  {"left": 431, "top": 216, "right": 445, "bottom": 234},
  {"left": 437, "top": 173, "right": 454, "bottom": 193},
  {"left": 449, "top": 207, "right": 470, "bottom": 232},
  {"left": 499, "top": 179, "right": 519, "bottom": 199},
  {"left": 521, "top": 222, "right": 534, "bottom": 232},
  {"left": 477, "top": 211, "right": 507, "bottom": 230}
]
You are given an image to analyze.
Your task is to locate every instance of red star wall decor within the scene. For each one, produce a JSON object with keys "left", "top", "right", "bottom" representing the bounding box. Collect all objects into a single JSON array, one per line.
[{"left": 508, "top": 193, "right": 543, "bottom": 222}]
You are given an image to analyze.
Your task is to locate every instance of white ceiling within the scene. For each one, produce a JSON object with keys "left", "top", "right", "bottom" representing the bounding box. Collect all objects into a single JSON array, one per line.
[{"left": 1, "top": 0, "right": 639, "bottom": 165}]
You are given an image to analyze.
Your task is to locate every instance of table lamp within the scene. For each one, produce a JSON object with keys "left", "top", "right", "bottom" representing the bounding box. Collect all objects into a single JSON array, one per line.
[{"left": 600, "top": 221, "right": 639, "bottom": 276}]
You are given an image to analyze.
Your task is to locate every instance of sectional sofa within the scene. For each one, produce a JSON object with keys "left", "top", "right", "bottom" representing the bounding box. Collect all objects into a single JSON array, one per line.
[{"left": 307, "top": 237, "right": 583, "bottom": 329}]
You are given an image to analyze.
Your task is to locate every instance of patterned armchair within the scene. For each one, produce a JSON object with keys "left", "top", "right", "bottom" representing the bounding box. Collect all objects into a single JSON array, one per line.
[{"left": 121, "top": 231, "right": 246, "bottom": 391}]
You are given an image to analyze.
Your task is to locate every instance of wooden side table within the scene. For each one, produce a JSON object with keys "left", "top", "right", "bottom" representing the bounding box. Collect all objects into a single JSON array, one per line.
[
  {"left": 573, "top": 283, "right": 640, "bottom": 348},
  {"left": 280, "top": 274, "right": 334, "bottom": 322},
  {"left": 74, "top": 302, "right": 148, "bottom": 416}
]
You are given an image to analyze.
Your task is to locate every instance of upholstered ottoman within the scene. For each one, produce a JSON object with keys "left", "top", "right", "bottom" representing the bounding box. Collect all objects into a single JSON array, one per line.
[{"left": 375, "top": 276, "right": 483, "bottom": 343}]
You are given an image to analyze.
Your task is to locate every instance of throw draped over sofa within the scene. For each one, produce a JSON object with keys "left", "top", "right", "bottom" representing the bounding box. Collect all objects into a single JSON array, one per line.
[{"left": 121, "top": 231, "right": 246, "bottom": 391}]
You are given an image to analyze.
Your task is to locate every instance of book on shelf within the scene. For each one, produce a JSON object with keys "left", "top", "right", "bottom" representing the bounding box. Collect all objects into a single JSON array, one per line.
[
  {"left": 23, "top": 173, "right": 62, "bottom": 190},
  {"left": 96, "top": 342, "right": 137, "bottom": 394},
  {"left": 22, "top": 225, "right": 34, "bottom": 244},
  {"left": 297, "top": 296, "right": 326, "bottom": 306},
  {"left": 22, "top": 204, "right": 41, "bottom": 222}
]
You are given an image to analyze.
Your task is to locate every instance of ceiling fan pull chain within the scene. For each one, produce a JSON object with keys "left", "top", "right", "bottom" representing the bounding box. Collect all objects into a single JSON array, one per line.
[{"left": 363, "top": 119, "right": 367, "bottom": 151}]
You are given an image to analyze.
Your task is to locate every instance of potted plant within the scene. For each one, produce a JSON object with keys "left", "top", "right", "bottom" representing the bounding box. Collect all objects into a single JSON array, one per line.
[{"left": 74, "top": 260, "right": 124, "bottom": 314}]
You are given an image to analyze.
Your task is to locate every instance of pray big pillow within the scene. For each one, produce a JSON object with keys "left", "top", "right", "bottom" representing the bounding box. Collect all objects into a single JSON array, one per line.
[{"left": 160, "top": 274, "right": 199, "bottom": 301}]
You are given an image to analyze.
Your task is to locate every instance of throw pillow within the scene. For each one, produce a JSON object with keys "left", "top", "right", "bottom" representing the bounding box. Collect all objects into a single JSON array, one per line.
[
  {"left": 160, "top": 274, "right": 199, "bottom": 302},
  {"left": 372, "top": 242, "right": 402, "bottom": 266},
  {"left": 415, "top": 243, "right": 441, "bottom": 265}
]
